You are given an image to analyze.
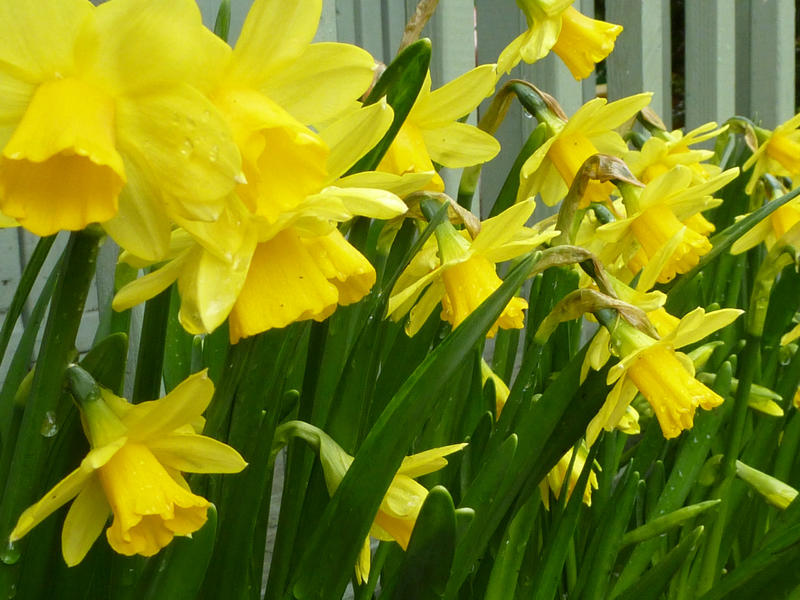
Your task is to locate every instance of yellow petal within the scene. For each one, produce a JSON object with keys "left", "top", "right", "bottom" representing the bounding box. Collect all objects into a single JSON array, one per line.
[
  {"left": 102, "top": 155, "right": 171, "bottom": 262},
  {"left": 406, "top": 281, "right": 445, "bottom": 336},
  {"left": 10, "top": 464, "right": 93, "bottom": 542},
  {"left": 177, "top": 233, "right": 256, "bottom": 335},
  {"left": 422, "top": 122, "right": 500, "bottom": 168},
  {"left": 229, "top": 229, "right": 340, "bottom": 342},
  {"left": 667, "top": 308, "right": 744, "bottom": 349},
  {"left": 336, "top": 171, "right": 435, "bottom": 198},
  {"left": 112, "top": 250, "right": 191, "bottom": 312},
  {"left": 471, "top": 200, "right": 536, "bottom": 256},
  {"left": 319, "top": 101, "right": 393, "bottom": 181},
  {"left": 0, "top": 78, "right": 124, "bottom": 236},
  {"left": 497, "top": 33, "right": 527, "bottom": 75},
  {"left": 413, "top": 65, "right": 497, "bottom": 127},
  {"left": 115, "top": 86, "right": 240, "bottom": 222},
  {"left": 0, "top": 0, "right": 90, "bottom": 81},
  {"left": 124, "top": 370, "right": 215, "bottom": 439},
  {"left": 381, "top": 475, "right": 428, "bottom": 519},
  {"left": 399, "top": 443, "right": 467, "bottom": 478},
  {"left": 520, "top": 16, "right": 563, "bottom": 63},
  {"left": 315, "top": 186, "right": 406, "bottom": 220},
  {"left": 228, "top": 0, "right": 322, "bottom": 87},
  {"left": 93, "top": 0, "right": 229, "bottom": 95},
  {"left": 148, "top": 434, "right": 247, "bottom": 474},
  {"left": 62, "top": 476, "right": 109, "bottom": 567},
  {"left": 354, "top": 537, "right": 372, "bottom": 585},
  {"left": 262, "top": 42, "right": 377, "bottom": 125}
]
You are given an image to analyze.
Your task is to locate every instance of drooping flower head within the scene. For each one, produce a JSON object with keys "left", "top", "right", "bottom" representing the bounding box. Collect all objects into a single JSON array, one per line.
[
  {"left": 498, "top": 1, "right": 622, "bottom": 80},
  {"left": 112, "top": 0, "right": 414, "bottom": 342},
  {"left": 595, "top": 165, "right": 739, "bottom": 284},
  {"left": 518, "top": 93, "right": 652, "bottom": 207},
  {"left": 0, "top": 0, "right": 241, "bottom": 258},
  {"left": 388, "top": 199, "right": 558, "bottom": 337},
  {"left": 10, "top": 369, "right": 246, "bottom": 565},
  {"left": 587, "top": 307, "right": 742, "bottom": 443}
]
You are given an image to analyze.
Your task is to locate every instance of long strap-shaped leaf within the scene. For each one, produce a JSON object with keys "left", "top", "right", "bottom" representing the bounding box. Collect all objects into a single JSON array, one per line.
[{"left": 290, "top": 252, "right": 538, "bottom": 599}]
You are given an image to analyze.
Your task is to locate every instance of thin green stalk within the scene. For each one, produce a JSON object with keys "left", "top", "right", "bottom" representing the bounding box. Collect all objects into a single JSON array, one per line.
[{"left": 0, "top": 234, "right": 56, "bottom": 365}]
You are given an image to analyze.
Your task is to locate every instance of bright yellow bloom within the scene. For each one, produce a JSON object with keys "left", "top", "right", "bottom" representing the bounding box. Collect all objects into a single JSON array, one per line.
[
  {"left": 624, "top": 122, "right": 726, "bottom": 185},
  {"left": 498, "top": 1, "right": 622, "bottom": 80},
  {"left": 0, "top": 0, "right": 241, "bottom": 254},
  {"left": 10, "top": 370, "right": 246, "bottom": 565},
  {"left": 377, "top": 66, "right": 500, "bottom": 191},
  {"left": 112, "top": 1, "right": 412, "bottom": 342},
  {"left": 596, "top": 165, "right": 738, "bottom": 283},
  {"left": 743, "top": 112, "right": 800, "bottom": 194},
  {"left": 315, "top": 433, "right": 466, "bottom": 584},
  {"left": 518, "top": 93, "right": 652, "bottom": 207},
  {"left": 388, "top": 199, "right": 558, "bottom": 337},
  {"left": 587, "top": 307, "right": 742, "bottom": 443},
  {"left": 539, "top": 445, "right": 598, "bottom": 510}
]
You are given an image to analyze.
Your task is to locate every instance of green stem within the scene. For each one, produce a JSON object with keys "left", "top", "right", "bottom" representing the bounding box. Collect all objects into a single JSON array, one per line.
[
  {"left": 0, "top": 228, "right": 101, "bottom": 595},
  {"left": 131, "top": 284, "right": 171, "bottom": 403},
  {"left": 0, "top": 234, "right": 56, "bottom": 365}
]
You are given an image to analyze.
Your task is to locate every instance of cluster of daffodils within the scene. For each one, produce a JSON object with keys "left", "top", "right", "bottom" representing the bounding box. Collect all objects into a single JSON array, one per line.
[{"left": 6, "top": 0, "right": 800, "bottom": 585}]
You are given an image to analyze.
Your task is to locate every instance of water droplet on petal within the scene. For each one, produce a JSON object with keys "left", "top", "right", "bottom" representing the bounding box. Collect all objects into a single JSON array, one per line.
[{"left": 181, "top": 139, "right": 194, "bottom": 157}]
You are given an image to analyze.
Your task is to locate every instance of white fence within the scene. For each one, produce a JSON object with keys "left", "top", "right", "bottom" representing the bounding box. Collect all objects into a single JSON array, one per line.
[{"left": 1, "top": 0, "right": 796, "bottom": 370}]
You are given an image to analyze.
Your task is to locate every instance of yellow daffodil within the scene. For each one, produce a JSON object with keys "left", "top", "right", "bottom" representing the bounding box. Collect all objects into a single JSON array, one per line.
[
  {"left": 539, "top": 445, "right": 598, "bottom": 510},
  {"left": 518, "top": 93, "right": 652, "bottom": 207},
  {"left": 272, "top": 420, "right": 465, "bottom": 585},
  {"left": 10, "top": 369, "right": 246, "bottom": 565},
  {"left": 111, "top": 0, "right": 413, "bottom": 342},
  {"left": 388, "top": 199, "right": 558, "bottom": 337},
  {"left": 735, "top": 460, "right": 798, "bottom": 510},
  {"left": 624, "top": 122, "right": 726, "bottom": 185},
  {"left": 587, "top": 307, "right": 743, "bottom": 443},
  {"left": 113, "top": 101, "right": 408, "bottom": 343},
  {"left": 498, "top": 1, "right": 622, "bottom": 80},
  {"left": 0, "top": 0, "right": 241, "bottom": 255},
  {"left": 317, "top": 436, "right": 466, "bottom": 584},
  {"left": 595, "top": 165, "right": 738, "bottom": 283},
  {"left": 743, "top": 112, "right": 800, "bottom": 194},
  {"left": 377, "top": 66, "right": 500, "bottom": 191}
]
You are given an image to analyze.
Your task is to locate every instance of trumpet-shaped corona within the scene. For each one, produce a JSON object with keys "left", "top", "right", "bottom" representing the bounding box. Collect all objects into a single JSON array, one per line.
[{"left": 10, "top": 370, "right": 247, "bottom": 565}]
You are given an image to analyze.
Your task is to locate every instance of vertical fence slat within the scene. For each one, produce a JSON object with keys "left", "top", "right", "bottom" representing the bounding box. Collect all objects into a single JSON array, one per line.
[
  {"left": 315, "top": 0, "right": 338, "bottom": 42},
  {"left": 382, "top": 0, "right": 408, "bottom": 60},
  {"left": 476, "top": 2, "right": 529, "bottom": 216},
  {"left": 747, "top": 0, "right": 795, "bottom": 127},
  {"left": 605, "top": 0, "right": 671, "bottom": 125},
  {"left": 685, "top": 1, "right": 736, "bottom": 129}
]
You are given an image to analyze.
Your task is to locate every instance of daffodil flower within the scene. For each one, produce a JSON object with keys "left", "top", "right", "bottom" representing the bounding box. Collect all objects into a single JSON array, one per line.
[
  {"left": 595, "top": 165, "right": 739, "bottom": 283},
  {"left": 377, "top": 66, "right": 500, "bottom": 191},
  {"left": 624, "top": 122, "right": 726, "bottom": 185},
  {"left": 0, "top": 0, "right": 241, "bottom": 256},
  {"left": 498, "top": 1, "right": 622, "bottom": 80},
  {"left": 10, "top": 369, "right": 247, "bottom": 566},
  {"left": 539, "top": 444, "right": 598, "bottom": 510},
  {"left": 587, "top": 307, "right": 743, "bottom": 443},
  {"left": 518, "top": 93, "right": 652, "bottom": 207},
  {"left": 731, "top": 195, "right": 800, "bottom": 255},
  {"left": 113, "top": 101, "right": 408, "bottom": 342},
  {"left": 282, "top": 421, "right": 466, "bottom": 584},
  {"left": 387, "top": 199, "right": 558, "bottom": 337},
  {"left": 112, "top": 0, "right": 414, "bottom": 342},
  {"left": 743, "top": 112, "right": 800, "bottom": 194}
]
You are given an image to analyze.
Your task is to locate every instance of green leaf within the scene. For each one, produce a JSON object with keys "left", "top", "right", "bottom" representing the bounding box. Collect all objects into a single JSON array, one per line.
[
  {"left": 621, "top": 500, "right": 721, "bottom": 547},
  {"left": 131, "top": 284, "right": 171, "bottom": 403},
  {"left": 382, "top": 486, "right": 457, "bottom": 600},
  {"left": 213, "top": 0, "right": 231, "bottom": 41},
  {"left": 614, "top": 527, "right": 705, "bottom": 600},
  {"left": 79, "top": 333, "right": 128, "bottom": 394},
  {"left": 0, "top": 234, "right": 56, "bottom": 366},
  {"left": 347, "top": 39, "right": 431, "bottom": 174},
  {"left": 485, "top": 493, "right": 540, "bottom": 600},
  {"left": 290, "top": 252, "right": 538, "bottom": 599},
  {"left": 489, "top": 123, "right": 548, "bottom": 218}
]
